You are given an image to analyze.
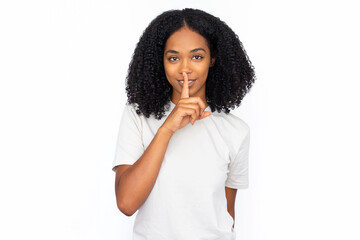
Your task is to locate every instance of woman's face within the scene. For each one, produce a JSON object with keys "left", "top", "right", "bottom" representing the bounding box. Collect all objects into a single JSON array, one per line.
[{"left": 163, "top": 27, "right": 215, "bottom": 104}]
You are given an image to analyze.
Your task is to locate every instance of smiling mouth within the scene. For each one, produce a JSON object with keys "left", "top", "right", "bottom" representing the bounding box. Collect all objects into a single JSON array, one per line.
[{"left": 177, "top": 79, "right": 196, "bottom": 87}]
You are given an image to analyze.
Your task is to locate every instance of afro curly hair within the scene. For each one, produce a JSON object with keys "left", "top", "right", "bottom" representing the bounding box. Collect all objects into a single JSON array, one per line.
[{"left": 125, "top": 8, "right": 256, "bottom": 120}]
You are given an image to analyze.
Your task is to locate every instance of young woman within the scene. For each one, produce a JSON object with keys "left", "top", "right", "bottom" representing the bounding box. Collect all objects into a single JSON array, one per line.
[{"left": 113, "top": 8, "right": 255, "bottom": 239}]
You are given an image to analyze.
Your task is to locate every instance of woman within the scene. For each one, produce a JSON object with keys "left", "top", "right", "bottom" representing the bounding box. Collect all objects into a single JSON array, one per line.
[{"left": 113, "top": 8, "right": 255, "bottom": 239}]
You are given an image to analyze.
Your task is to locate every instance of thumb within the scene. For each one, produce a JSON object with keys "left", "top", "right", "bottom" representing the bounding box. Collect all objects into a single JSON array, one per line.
[{"left": 200, "top": 111, "right": 212, "bottom": 119}]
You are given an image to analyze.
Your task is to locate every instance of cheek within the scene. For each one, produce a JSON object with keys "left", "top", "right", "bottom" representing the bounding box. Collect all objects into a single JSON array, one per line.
[
  {"left": 194, "top": 63, "right": 210, "bottom": 77},
  {"left": 163, "top": 63, "right": 176, "bottom": 81},
  {"left": 164, "top": 65, "right": 178, "bottom": 79}
]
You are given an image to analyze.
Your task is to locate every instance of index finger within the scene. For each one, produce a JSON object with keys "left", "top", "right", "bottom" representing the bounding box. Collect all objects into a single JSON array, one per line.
[{"left": 180, "top": 72, "right": 189, "bottom": 98}]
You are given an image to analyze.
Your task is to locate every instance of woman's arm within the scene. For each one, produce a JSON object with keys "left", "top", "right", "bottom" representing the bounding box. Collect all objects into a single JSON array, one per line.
[
  {"left": 115, "top": 127, "right": 173, "bottom": 216},
  {"left": 225, "top": 186, "right": 237, "bottom": 228}
]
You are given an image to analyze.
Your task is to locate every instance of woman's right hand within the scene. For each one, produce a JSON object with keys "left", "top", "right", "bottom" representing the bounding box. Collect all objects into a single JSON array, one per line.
[{"left": 160, "top": 72, "right": 212, "bottom": 134}]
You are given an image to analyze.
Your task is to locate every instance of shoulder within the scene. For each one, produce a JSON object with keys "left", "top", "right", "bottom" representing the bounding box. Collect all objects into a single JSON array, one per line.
[
  {"left": 120, "top": 103, "right": 144, "bottom": 129},
  {"left": 211, "top": 111, "right": 250, "bottom": 136},
  {"left": 122, "top": 102, "right": 163, "bottom": 126},
  {"left": 209, "top": 111, "right": 250, "bottom": 156},
  {"left": 123, "top": 102, "right": 144, "bottom": 120},
  {"left": 124, "top": 102, "right": 138, "bottom": 113}
]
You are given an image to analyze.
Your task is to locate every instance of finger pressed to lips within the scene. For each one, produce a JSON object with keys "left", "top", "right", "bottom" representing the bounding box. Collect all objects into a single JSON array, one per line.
[
  {"left": 180, "top": 72, "right": 189, "bottom": 99},
  {"left": 180, "top": 72, "right": 202, "bottom": 113},
  {"left": 178, "top": 71, "right": 210, "bottom": 125}
]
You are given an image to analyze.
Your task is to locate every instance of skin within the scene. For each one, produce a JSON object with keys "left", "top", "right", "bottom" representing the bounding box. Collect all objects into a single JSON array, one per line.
[
  {"left": 225, "top": 186, "right": 237, "bottom": 228},
  {"left": 115, "top": 27, "right": 237, "bottom": 228}
]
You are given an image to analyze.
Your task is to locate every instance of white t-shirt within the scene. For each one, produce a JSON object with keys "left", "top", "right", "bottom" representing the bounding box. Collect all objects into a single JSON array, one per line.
[{"left": 113, "top": 100, "right": 250, "bottom": 240}]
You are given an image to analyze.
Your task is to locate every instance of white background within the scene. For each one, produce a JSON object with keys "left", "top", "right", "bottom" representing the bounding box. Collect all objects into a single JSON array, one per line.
[{"left": 1, "top": 0, "right": 359, "bottom": 239}]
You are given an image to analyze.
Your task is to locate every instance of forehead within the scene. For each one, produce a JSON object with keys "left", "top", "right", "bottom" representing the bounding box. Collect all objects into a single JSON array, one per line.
[{"left": 164, "top": 27, "right": 209, "bottom": 52}]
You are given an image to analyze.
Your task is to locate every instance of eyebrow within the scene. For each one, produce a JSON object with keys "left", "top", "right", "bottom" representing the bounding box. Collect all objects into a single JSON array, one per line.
[
  {"left": 190, "top": 48, "right": 206, "bottom": 53},
  {"left": 164, "top": 48, "right": 207, "bottom": 55}
]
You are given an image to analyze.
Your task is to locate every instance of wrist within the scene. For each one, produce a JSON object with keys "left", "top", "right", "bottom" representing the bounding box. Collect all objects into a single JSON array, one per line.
[{"left": 158, "top": 126, "right": 175, "bottom": 137}]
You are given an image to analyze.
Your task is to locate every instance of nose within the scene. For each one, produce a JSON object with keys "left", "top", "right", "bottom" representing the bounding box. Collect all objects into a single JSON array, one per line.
[{"left": 179, "top": 58, "right": 192, "bottom": 75}]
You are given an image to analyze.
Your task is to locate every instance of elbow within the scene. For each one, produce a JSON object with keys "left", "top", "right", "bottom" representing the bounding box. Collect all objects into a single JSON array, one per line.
[{"left": 116, "top": 198, "right": 137, "bottom": 217}]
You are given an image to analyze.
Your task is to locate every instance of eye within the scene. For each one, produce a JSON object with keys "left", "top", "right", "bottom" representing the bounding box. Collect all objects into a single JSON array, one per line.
[
  {"left": 192, "top": 55, "right": 203, "bottom": 60},
  {"left": 168, "top": 56, "right": 179, "bottom": 62}
]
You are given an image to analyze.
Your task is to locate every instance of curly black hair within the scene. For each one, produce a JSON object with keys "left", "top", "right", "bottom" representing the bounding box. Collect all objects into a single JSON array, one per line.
[{"left": 125, "top": 8, "right": 256, "bottom": 120}]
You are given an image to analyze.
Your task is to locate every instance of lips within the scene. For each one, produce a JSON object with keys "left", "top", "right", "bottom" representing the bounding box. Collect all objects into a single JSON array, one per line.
[{"left": 177, "top": 79, "right": 196, "bottom": 87}]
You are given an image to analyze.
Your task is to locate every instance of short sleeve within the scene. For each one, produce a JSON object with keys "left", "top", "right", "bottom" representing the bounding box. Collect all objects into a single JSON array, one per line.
[
  {"left": 112, "top": 104, "right": 144, "bottom": 172},
  {"left": 225, "top": 126, "right": 250, "bottom": 189}
]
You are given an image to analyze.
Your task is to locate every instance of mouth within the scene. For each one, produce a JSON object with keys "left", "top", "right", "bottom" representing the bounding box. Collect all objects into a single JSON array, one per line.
[{"left": 177, "top": 79, "right": 196, "bottom": 88}]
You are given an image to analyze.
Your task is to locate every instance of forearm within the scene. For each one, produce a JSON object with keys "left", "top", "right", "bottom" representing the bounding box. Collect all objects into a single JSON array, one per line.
[
  {"left": 225, "top": 186, "right": 237, "bottom": 228},
  {"left": 228, "top": 208, "right": 235, "bottom": 228},
  {"left": 115, "top": 127, "right": 173, "bottom": 215}
]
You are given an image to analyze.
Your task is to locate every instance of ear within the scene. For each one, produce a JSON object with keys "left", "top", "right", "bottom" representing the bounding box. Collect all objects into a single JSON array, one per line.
[{"left": 210, "top": 57, "right": 216, "bottom": 67}]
